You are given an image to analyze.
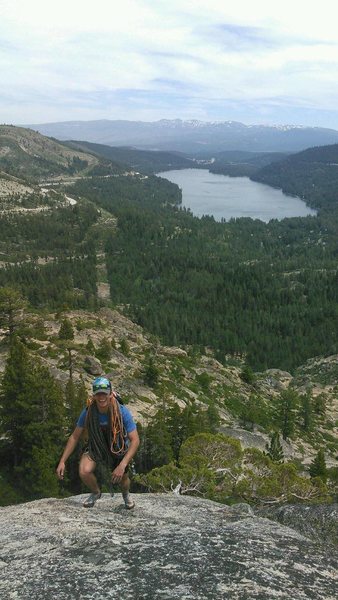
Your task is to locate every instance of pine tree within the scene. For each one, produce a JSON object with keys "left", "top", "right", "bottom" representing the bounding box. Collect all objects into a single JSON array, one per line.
[
  {"left": 0, "top": 337, "right": 66, "bottom": 500},
  {"left": 96, "top": 337, "right": 112, "bottom": 361},
  {"left": 239, "top": 394, "right": 269, "bottom": 431},
  {"left": 145, "top": 418, "right": 173, "bottom": 470},
  {"left": 314, "top": 393, "right": 326, "bottom": 416},
  {"left": 0, "top": 287, "right": 26, "bottom": 339},
  {"left": 120, "top": 338, "right": 130, "bottom": 356},
  {"left": 205, "top": 403, "right": 220, "bottom": 433},
  {"left": 240, "top": 365, "right": 256, "bottom": 385},
  {"left": 135, "top": 413, "right": 173, "bottom": 473},
  {"left": 309, "top": 449, "right": 327, "bottom": 482},
  {"left": 143, "top": 357, "right": 159, "bottom": 388},
  {"left": 265, "top": 432, "right": 284, "bottom": 463},
  {"left": 165, "top": 403, "right": 197, "bottom": 462},
  {"left": 300, "top": 392, "right": 312, "bottom": 431},
  {"left": 65, "top": 378, "right": 86, "bottom": 431},
  {"left": 64, "top": 378, "right": 86, "bottom": 494},
  {"left": 277, "top": 389, "right": 298, "bottom": 440},
  {"left": 196, "top": 372, "right": 212, "bottom": 392},
  {"left": 86, "top": 336, "right": 96, "bottom": 355},
  {"left": 0, "top": 336, "right": 32, "bottom": 468},
  {"left": 58, "top": 318, "right": 74, "bottom": 340}
]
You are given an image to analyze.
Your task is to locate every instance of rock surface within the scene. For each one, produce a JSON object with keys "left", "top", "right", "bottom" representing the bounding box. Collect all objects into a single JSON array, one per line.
[
  {"left": 0, "top": 494, "right": 337, "bottom": 599},
  {"left": 256, "top": 503, "right": 338, "bottom": 547}
]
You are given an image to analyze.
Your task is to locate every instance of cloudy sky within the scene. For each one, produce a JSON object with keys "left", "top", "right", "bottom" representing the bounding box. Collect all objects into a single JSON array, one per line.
[{"left": 1, "top": 0, "right": 338, "bottom": 127}]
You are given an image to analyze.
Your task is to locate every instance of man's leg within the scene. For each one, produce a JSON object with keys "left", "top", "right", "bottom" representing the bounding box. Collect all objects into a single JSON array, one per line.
[
  {"left": 79, "top": 454, "right": 99, "bottom": 491},
  {"left": 120, "top": 472, "right": 135, "bottom": 509},
  {"left": 120, "top": 472, "right": 130, "bottom": 494}
]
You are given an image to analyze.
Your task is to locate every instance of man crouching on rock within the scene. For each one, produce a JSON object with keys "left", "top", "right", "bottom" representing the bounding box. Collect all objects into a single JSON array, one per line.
[{"left": 56, "top": 377, "right": 139, "bottom": 509}]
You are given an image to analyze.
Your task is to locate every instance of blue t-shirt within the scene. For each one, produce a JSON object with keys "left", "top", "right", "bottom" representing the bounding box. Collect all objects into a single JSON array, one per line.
[{"left": 77, "top": 404, "right": 136, "bottom": 434}]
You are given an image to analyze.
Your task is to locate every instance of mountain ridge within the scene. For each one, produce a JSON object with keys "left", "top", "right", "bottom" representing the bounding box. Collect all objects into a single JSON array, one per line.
[
  {"left": 0, "top": 124, "right": 102, "bottom": 181},
  {"left": 23, "top": 118, "right": 338, "bottom": 153}
]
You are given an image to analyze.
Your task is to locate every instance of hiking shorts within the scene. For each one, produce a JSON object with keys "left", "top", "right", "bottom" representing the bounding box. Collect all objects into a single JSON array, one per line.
[{"left": 83, "top": 447, "right": 129, "bottom": 472}]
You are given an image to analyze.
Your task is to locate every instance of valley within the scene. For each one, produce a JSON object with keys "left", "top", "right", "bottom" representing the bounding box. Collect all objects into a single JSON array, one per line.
[{"left": 0, "top": 124, "right": 337, "bottom": 508}]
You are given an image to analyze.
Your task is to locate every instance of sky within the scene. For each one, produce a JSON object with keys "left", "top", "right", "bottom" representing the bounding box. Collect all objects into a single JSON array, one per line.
[{"left": 1, "top": 0, "right": 338, "bottom": 128}]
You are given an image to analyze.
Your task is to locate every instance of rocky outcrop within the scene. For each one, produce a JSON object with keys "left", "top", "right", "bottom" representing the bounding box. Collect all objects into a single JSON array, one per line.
[
  {"left": 256, "top": 503, "right": 338, "bottom": 547},
  {"left": 0, "top": 494, "right": 337, "bottom": 599},
  {"left": 83, "top": 355, "right": 103, "bottom": 375},
  {"left": 161, "top": 346, "right": 188, "bottom": 358},
  {"left": 220, "top": 426, "right": 298, "bottom": 460},
  {"left": 220, "top": 426, "right": 269, "bottom": 453},
  {"left": 256, "top": 369, "right": 293, "bottom": 391}
]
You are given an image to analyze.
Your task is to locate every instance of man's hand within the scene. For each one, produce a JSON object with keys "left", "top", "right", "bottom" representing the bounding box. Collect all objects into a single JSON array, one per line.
[
  {"left": 112, "top": 463, "right": 126, "bottom": 484},
  {"left": 56, "top": 461, "right": 66, "bottom": 480}
]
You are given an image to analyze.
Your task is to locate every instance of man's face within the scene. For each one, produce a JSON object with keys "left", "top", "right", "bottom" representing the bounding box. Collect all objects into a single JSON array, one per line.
[{"left": 94, "top": 391, "right": 110, "bottom": 410}]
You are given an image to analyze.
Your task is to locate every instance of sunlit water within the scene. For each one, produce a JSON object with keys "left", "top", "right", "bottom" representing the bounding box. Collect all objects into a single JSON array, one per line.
[{"left": 157, "top": 169, "right": 317, "bottom": 223}]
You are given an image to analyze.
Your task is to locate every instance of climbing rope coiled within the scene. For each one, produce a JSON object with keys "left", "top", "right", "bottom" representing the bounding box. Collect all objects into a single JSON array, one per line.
[{"left": 86, "top": 394, "right": 127, "bottom": 467}]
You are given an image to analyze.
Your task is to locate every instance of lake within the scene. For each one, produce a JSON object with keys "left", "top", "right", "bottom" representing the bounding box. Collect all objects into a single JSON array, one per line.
[{"left": 157, "top": 169, "right": 317, "bottom": 222}]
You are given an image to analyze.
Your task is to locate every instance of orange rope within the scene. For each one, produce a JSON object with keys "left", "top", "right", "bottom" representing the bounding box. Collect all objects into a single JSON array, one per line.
[{"left": 109, "top": 393, "right": 127, "bottom": 455}]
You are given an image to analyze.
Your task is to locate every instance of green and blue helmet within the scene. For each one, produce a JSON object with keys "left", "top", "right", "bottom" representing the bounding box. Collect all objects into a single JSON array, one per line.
[{"left": 92, "top": 376, "right": 111, "bottom": 395}]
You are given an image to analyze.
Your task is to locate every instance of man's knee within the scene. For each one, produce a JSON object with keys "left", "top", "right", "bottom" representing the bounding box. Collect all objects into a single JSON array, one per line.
[{"left": 79, "top": 455, "right": 96, "bottom": 477}]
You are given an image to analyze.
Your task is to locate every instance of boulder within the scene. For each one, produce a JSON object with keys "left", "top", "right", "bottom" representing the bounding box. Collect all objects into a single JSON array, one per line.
[
  {"left": 161, "top": 346, "right": 188, "bottom": 358},
  {"left": 0, "top": 494, "right": 337, "bottom": 599},
  {"left": 83, "top": 355, "right": 102, "bottom": 375}
]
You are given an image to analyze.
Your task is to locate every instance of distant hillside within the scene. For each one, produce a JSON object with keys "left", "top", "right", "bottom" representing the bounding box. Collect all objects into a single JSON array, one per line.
[
  {"left": 0, "top": 125, "right": 117, "bottom": 181},
  {"left": 65, "top": 140, "right": 195, "bottom": 173},
  {"left": 252, "top": 143, "right": 338, "bottom": 210},
  {"left": 208, "top": 150, "right": 290, "bottom": 177},
  {"left": 24, "top": 119, "right": 338, "bottom": 153}
]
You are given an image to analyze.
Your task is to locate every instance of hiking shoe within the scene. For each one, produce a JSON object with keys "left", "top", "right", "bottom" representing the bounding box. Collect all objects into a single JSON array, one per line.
[
  {"left": 83, "top": 491, "right": 101, "bottom": 508},
  {"left": 122, "top": 493, "right": 135, "bottom": 510}
]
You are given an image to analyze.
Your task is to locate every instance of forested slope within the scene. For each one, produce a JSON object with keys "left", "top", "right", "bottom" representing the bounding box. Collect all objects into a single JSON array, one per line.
[
  {"left": 252, "top": 143, "right": 338, "bottom": 210},
  {"left": 0, "top": 125, "right": 100, "bottom": 181},
  {"left": 208, "top": 150, "right": 289, "bottom": 177},
  {"left": 1, "top": 126, "right": 337, "bottom": 372},
  {"left": 65, "top": 140, "right": 195, "bottom": 174},
  {"left": 69, "top": 173, "right": 338, "bottom": 372}
]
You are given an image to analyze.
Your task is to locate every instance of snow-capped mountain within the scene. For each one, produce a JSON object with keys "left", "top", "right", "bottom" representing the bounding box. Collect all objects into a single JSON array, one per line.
[{"left": 24, "top": 119, "right": 338, "bottom": 153}]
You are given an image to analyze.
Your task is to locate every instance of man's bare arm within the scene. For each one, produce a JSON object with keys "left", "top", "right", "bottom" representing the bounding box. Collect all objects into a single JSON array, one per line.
[
  {"left": 120, "top": 429, "right": 140, "bottom": 468},
  {"left": 112, "top": 429, "right": 140, "bottom": 483},
  {"left": 56, "top": 426, "right": 84, "bottom": 479}
]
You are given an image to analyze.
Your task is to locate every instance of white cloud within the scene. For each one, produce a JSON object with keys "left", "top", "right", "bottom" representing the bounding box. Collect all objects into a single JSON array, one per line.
[{"left": 1, "top": 0, "right": 338, "bottom": 125}]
